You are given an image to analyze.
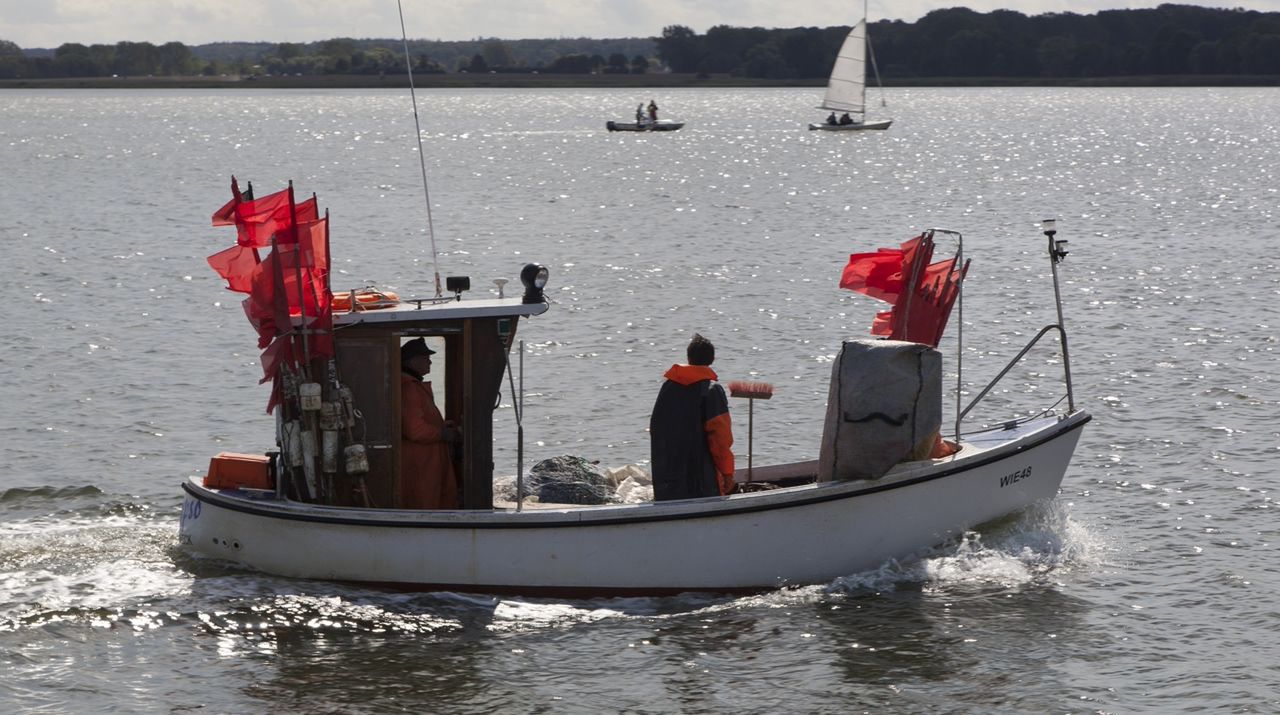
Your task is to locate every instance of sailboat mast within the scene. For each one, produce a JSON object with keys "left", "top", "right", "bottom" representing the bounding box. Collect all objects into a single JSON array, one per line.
[
  {"left": 866, "top": 1, "right": 888, "bottom": 109},
  {"left": 861, "top": 0, "right": 869, "bottom": 117}
]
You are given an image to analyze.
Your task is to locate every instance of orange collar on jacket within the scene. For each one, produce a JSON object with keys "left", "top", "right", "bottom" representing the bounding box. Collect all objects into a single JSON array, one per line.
[{"left": 663, "top": 364, "right": 718, "bottom": 385}]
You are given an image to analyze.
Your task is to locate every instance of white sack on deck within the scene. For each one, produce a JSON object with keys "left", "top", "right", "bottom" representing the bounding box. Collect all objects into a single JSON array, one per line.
[{"left": 817, "top": 339, "right": 942, "bottom": 481}]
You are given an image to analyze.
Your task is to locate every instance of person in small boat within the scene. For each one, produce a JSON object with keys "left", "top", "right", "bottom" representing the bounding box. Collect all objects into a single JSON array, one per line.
[
  {"left": 400, "top": 337, "right": 459, "bottom": 509},
  {"left": 636, "top": 104, "right": 645, "bottom": 124},
  {"left": 647, "top": 99, "right": 659, "bottom": 122},
  {"left": 826, "top": 112, "right": 838, "bottom": 125},
  {"left": 839, "top": 113, "right": 854, "bottom": 125},
  {"left": 649, "top": 333, "right": 735, "bottom": 501}
]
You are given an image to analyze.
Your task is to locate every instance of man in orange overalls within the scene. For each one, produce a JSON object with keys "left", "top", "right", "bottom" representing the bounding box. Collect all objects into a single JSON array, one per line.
[{"left": 400, "top": 338, "right": 459, "bottom": 509}]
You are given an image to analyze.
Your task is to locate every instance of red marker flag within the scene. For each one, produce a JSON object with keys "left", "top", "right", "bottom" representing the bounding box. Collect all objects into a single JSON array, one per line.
[
  {"left": 232, "top": 190, "right": 318, "bottom": 248},
  {"left": 211, "top": 176, "right": 242, "bottom": 226},
  {"left": 839, "top": 235, "right": 927, "bottom": 303},
  {"left": 841, "top": 231, "right": 967, "bottom": 347},
  {"left": 206, "top": 244, "right": 258, "bottom": 293}
]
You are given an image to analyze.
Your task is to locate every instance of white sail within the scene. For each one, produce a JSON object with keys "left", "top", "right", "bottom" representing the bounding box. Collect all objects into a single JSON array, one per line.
[{"left": 819, "top": 19, "right": 867, "bottom": 114}]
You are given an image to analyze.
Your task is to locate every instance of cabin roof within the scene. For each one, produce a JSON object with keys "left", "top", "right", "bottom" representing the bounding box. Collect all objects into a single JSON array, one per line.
[{"left": 333, "top": 297, "right": 549, "bottom": 328}]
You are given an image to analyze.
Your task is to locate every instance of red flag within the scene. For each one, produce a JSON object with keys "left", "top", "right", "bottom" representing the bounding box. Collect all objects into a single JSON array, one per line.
[
  {"left": 233, "top": 189, "right": 288, "bottom": 247},
  {"left": 241, "top": 296, "right": 275, "bottom": 348},
  {"left": 233, "top": 191, "right": 318, "bottom": 248},
  {"left": 839, "top": 236, "right": 927, "bottom": 302},
  {"left": 259, "top": 334, "right": 297, "bottom": 383},
  {"left": 206, "top": 244, "right": 258, "bottom": 293},
  {"left": 293, "top": 216, "right": 334, "bottom": 359},
  {"left": 920, "top": 257, "right": 957, "bottom": 291},
  {"left": 212, "top": 176, "right": 242, "bottom": 226},
  {"left": 288, "top": 216, "right": 330, "bottom": 272},
  {"left": 887, "top": 258, "right": 969, "bottom": 346},
  {"left": 841, "top": 230, "right": 968, "bottom": 346},
  {"left": 209, "top": 179, "right": 334, "bottom": 411},
  {"left": 259, "top": 336, "right": 298, "bottom": 414},
  {"left": 241, "top": 220, "right": 332, "bottom": 347}
]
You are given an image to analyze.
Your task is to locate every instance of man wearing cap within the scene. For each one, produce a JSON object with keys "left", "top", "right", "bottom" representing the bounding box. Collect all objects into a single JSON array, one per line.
[
  {"left": 649, "top": 333, "right": 735, "bottom": 501},
  {"left": 400, "top": 337, "right": 459, "bottom": 509}
]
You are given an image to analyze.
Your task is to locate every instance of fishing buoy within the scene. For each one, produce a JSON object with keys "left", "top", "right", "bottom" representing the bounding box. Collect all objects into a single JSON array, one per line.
[
  {"left": 299, "top": 382, "right": 322, "bottom": 411},
  {"left": 319, "top": 401, "right": 340, "bottom": 474},
  {"left": 282, "top": 370, "right": 299, "bottom": 400},
  {"left": 300, "top": 429, "right": 319, "bottom": 494},
  {"left": 338, "top": 386, "right": 357, "bottom": 429},
  {"left": 319, "top": 402, "right": 341, "bottom": 431},
  {"left": 344, "top": 443, "right": 369, "bottom": 475},
  {"left": 284, "top": 420, "right": 304, "bottom": 467},
  {"left": 322, "top": 429, "right": 339, "bottom": 473}
]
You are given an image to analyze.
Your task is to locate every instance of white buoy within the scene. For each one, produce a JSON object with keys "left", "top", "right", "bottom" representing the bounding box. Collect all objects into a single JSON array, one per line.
[
  {"left": 322, "top": 429, "right": 339, "bottom": 473},
  {"left": 300, "top": 429, "right": 318, "bottom": 495},
  {"left": 284, "top": 420, "right": 304, "bottom": 467},
  {"left": 344, "top": 444, "right": 369, "bottom": 475},
  {"left": 339, "top": 386, "right": 357, "bottom": 428},
  {"left": 300, "top": 382, "right": 322, "bottom": 411}
]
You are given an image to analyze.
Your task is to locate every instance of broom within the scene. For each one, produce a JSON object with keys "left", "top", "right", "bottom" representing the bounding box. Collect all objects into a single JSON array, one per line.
[{"left": 727, "top": 380, "right": 774, "bottom": 485}]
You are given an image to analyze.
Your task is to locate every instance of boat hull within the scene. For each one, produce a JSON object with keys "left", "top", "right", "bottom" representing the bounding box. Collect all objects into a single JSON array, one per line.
[
  {"left": 178, "top": 413, "right": 1088, "bottom": 596},
  {"left": 607, "top": 120, "right": 684, "bottom": 132},
  {"left": 809, "top": 119, "right": 893, "bottom": 131}
]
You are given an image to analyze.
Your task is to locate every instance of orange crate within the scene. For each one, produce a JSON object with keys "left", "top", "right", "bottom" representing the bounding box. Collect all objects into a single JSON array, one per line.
[{"left": 203, "top": 452, "right": 273, "bottom": 490}]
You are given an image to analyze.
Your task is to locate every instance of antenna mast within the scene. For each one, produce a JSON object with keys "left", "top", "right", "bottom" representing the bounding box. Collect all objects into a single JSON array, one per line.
[{"left": 397, "top": 0, "right": 443, "bottom": 297}]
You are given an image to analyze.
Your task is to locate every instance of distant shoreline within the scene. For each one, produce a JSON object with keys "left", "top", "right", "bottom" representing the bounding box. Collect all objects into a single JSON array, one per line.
[{"left": 2, "top": 73, "right": 1278, "bottom": 90}]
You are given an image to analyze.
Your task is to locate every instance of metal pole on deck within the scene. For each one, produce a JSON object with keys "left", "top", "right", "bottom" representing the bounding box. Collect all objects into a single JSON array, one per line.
[
  {"left": 505, "top": 339, "right": 526, "bottom": 512},
  {"left": 1044, "top": 220, "right": 1076, "bottom": 413},
  {"left": 929, "top": 228, "right": 964, "bottom": 442},
  {"left": 517, "top": 341, "right": 525, "bottom": 512},
  {"left": 396, "top": 0, "right": 443, "bottom": 298},
  {"left": 954, "top": 231, "right": 964, "bottom": 442}
]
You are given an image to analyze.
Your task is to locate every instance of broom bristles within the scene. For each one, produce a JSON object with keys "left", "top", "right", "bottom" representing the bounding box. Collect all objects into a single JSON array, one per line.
[{"left": 727, "top": 380, "right": 774, "bottom": 400}]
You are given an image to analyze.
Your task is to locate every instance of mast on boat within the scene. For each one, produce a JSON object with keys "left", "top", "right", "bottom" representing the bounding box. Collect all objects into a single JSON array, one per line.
[
  {"left": 817, "top": 0, "right": 889, "bottom": 124},
  {"left": 397, "top": 0, "right": 443, "bottom": 298}
]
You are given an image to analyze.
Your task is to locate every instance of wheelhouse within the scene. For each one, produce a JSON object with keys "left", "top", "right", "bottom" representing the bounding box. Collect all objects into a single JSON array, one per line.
[{"left": 315, "top": 294, "right": 547, "bottom": 509}]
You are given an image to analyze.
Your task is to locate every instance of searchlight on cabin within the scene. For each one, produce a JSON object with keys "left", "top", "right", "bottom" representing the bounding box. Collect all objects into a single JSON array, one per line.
[
  {"left": 446, "top": 275, "right": 470, "bottom": 301},
  {"left": 521, "top": 263, "right": 549, "bottom": 304}
]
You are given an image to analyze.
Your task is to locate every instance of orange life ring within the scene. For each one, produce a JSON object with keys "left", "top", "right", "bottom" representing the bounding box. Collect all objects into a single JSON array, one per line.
[{"left": 334, "top": 289, "right": 400, "bottom": 312}]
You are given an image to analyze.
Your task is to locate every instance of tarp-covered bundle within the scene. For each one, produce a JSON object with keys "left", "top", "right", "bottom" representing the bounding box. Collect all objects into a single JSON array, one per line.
[{"left": 817, "top": 339, "right": 942, "bottom": 481}]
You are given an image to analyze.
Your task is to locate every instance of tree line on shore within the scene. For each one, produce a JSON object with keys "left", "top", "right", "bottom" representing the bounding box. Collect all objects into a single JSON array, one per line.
[
  {"left": 2, "top": 4, "right": 1279, "bottom": 82},
  {"left": 658, "top": 4, "right": 1280, "bottom": 78}
]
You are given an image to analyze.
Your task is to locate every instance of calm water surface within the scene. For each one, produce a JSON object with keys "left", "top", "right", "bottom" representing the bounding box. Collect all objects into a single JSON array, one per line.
[{"left": 1, "top": 86, "right": 1278, "bottom": 713}]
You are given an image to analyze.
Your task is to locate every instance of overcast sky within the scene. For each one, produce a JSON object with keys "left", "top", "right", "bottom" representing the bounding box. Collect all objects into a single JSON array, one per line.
[{"left": 4, "top": 1, "right": 1280, "bottom": 49}]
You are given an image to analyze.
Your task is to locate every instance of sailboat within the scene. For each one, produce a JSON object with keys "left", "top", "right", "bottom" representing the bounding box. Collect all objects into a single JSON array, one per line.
[{"left": 809, "top": 2, "right": 892, "bottom": 131}]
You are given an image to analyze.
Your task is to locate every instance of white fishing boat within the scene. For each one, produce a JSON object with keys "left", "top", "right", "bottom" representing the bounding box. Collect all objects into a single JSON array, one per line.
[
  {"left": 606, "top": 119, "right": 685, "bottom": 132},
  {"left": 808, "top": 1, "right": 892, "bottom": 131},
  {"left": 179, "top": 213, "right": 1089, "bottom": 596}
]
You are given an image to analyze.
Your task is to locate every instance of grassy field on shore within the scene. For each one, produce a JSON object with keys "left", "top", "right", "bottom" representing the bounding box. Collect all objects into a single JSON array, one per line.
[{"left": 3, "top": 72, "right": 1278, "bottom": 90}]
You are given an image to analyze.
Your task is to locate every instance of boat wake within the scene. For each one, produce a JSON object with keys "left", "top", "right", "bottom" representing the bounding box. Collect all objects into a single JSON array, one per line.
[{"left": 824, "top": 500, "right": 1101, "bottom": 595}]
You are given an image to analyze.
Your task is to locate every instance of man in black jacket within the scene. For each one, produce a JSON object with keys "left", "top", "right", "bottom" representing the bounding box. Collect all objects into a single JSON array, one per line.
[{"left": 649, "top": 334, "right": 735, "bottom": 501}]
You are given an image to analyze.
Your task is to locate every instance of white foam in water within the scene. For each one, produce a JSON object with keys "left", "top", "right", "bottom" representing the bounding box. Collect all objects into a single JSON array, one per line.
[
  {"left": 0, "top": 519, "right": 194, "bottom": 630},
  {"left": 824, "top": 500, "right": 1103, "bottom": 593}
]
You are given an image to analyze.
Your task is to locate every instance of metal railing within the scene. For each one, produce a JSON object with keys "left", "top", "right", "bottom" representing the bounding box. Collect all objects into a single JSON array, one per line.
[{"left": 953, "top": 222, "right": 1077, "bottom": 438}]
